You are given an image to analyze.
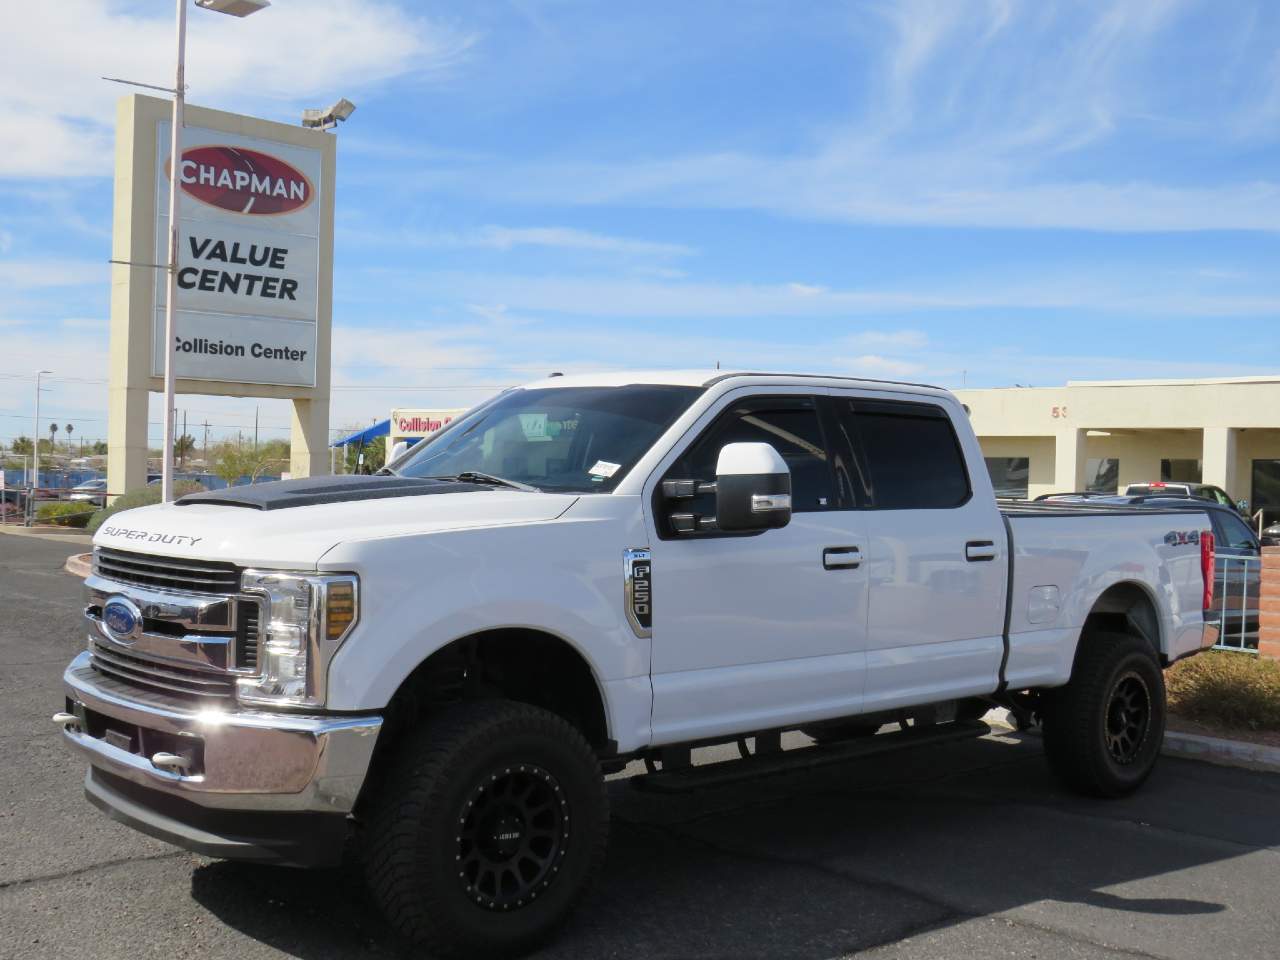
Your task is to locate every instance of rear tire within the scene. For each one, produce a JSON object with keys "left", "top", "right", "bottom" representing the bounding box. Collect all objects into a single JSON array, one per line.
[
  {"left": 1041, "top": 632, "right": 1165, "bottom": 798},
  {"left": 364, "top": 700, "right": 609, "bottom": 958}
]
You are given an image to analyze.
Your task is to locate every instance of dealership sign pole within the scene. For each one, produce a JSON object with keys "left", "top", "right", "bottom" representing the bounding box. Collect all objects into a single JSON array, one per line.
[{"left": 160, "top": 0, "right": 188, "bottom": 503}]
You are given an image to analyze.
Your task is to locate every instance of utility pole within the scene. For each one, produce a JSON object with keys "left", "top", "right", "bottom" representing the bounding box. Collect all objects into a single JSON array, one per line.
[
  {"left": 202, "top": 420, "right": 210, "bottom": 464},
  {"left": 253, "top": 405, "right": 259, "bottom": 451},
  {"left": 31, "top": 370, "right": 51, "bottom": 496}
]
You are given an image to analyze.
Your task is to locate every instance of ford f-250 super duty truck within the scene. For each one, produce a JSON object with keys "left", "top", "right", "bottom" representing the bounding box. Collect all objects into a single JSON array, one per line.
[{"left": 56, "top": 371, "right": 1218, "bottom": 957}]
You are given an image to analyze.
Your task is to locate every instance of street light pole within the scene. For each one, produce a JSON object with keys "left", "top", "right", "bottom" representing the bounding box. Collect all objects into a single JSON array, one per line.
[
  {"left": 160, "top": 0, "right": 269, "bottom": 503},
  {"left": 159, "top": 0, "right": 188, "bottom": 504}
]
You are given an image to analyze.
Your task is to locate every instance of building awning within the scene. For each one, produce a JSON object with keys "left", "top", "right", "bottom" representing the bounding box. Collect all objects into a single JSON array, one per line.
[{"left": 330, "top": 419, "right": 390, "bottom": 448}]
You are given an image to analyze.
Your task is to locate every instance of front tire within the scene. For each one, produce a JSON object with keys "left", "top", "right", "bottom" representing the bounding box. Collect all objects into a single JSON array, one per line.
[
  {"left": 364, "top": 700, "right": 609, "bottom": 958},
  {"left": 1041, "top": 632, "right": 1166, "bottom": 798}
]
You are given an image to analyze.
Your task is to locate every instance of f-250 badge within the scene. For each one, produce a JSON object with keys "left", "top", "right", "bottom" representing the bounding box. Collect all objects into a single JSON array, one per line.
[
  {"left": 1163, "top": 530, "right": 1202, "bottom": 546},
  {"left": 623, "top": 548, "right": 652, "bottom": 638}
]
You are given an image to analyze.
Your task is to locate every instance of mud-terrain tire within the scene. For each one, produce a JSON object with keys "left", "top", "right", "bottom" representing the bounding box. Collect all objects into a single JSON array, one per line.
[
  {"left": 1041, "top": 632, "right": 1166, "bottom": 798},
  {"left": 364, "top": 700, "right": 609, "bottom": 958}
]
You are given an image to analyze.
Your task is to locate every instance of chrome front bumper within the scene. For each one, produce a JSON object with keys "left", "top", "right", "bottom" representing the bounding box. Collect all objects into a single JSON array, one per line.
[{"left": 59, "top": 653, "right": 382, "bottom": 864}]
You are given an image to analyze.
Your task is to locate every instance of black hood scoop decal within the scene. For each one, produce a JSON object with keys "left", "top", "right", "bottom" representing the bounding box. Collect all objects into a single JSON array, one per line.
[{"left": 176, "top": 475, "right": 490, "bottom": 511}]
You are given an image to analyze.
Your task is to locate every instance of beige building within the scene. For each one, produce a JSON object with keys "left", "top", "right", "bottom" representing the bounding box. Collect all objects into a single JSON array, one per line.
[{"left": 955, "top": 376, "right": 1280, "bottom": 520}]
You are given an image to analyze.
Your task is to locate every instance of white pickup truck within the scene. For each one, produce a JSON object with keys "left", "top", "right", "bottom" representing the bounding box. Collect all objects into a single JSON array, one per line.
[{"left": 57, "top": 371, "right": 1218, "bottom": 957}]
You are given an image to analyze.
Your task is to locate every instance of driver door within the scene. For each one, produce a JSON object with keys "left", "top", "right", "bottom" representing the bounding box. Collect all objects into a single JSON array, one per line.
[{"left": 644, "top": 391, "right": 869, "bottom": 745}]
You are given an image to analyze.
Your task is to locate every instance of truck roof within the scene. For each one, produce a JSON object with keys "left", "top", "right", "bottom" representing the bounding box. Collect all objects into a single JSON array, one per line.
[{"left": 519, "top": 369, "right": 948, "bottom": 394}]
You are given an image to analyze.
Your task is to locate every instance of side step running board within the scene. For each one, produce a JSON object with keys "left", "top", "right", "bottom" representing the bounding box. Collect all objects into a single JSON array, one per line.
[{"left": 632, "top": 720, "right": 991, "bottom": 794}]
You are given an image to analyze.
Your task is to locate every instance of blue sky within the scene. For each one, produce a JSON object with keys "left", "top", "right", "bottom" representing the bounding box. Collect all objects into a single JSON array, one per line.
[{"left": 2, "top": 0, "right": 1279, "bottom": 446}]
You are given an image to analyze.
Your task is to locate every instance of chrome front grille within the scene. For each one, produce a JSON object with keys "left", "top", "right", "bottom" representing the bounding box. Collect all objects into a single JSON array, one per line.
[
  {"left": 89, "top": 640, "right": 237, "bottom": 700},
  {"left": 94, "top": 548, "right": 240, "bottom": 595},
  {"left": 86, "top": 549, "right": 259, "bottom": 702}
]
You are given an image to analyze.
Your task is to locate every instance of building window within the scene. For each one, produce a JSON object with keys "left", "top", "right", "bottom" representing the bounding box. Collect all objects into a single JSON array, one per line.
[
  {"left": 1161, "top": 459, "right": 1202, "bottom": 483},
  {"left": 984, "top": 457, "right": 1029, "bottom": 500},
  {"left": 1085, "top": 457, "right": 1119, "bottom": 493},
  {"left": 1252, "top": 459, "right": 1280, "bottom": 525}
]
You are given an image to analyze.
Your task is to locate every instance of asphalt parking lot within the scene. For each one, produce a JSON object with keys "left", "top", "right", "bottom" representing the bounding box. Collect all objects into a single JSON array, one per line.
[{"left": 3, "top": 532, "right": 1279, "bottom": 960}]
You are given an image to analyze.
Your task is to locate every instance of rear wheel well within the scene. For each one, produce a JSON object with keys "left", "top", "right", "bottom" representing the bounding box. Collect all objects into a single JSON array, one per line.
[
  {"left": 1078, "top": 581, "right": 1163, "bottom": 663},
  {"left": 358, "top": 629, "right": 610, "bottom": 813}
]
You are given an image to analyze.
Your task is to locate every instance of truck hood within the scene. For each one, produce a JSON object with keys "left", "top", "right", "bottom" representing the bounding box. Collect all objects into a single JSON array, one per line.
[{"left": 92, "top": 481, "right": 580, "bottom": 569}]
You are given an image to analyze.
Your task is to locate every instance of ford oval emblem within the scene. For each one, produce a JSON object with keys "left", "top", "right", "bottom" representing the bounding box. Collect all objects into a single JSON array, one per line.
[{"left": 102, "top": 597, "right": 143, "bottom": 645}]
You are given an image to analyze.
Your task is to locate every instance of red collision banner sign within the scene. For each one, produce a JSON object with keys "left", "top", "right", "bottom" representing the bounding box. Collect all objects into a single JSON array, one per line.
[{"left": 173, "top": 146, "right": 314, "bottom": 216}]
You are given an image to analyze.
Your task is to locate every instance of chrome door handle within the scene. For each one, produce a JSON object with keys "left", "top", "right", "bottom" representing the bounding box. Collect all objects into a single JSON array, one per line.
[
  {"left": 823, "top": 546, "right": 862, "bottom": 570},
  {"left": 965, "top": 540, "right": 997, "bottom": 562}
]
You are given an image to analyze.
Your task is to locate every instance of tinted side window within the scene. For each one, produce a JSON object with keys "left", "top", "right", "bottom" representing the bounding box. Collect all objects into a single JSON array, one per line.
[
  {"left": 840, "top": 399, "right": 971, "bottom": 509},
  {"left": 663, "top": 397, "right": 834, "bottom": 523},
  {"left": 1217, "top": 513, "right": 1258, "bottom": 551}
]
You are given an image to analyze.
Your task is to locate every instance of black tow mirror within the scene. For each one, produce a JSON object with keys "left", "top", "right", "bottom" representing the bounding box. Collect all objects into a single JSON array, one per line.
[{"left": 715, "top": 442, "right": 792, "bottom": 532}]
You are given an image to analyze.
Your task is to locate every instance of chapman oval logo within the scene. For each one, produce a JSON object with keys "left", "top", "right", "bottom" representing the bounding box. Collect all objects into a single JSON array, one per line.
[
  {"left": 172, "top": 146, "right": 314, "bottom": 216},
  {"left": 101, "top": 597, "right": 143, "bottom": 645}
]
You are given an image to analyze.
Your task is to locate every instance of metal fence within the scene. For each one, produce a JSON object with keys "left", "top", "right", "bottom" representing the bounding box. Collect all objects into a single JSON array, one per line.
[{"left": 1209, "top": 555, "right": 1260, "bottom": 653}]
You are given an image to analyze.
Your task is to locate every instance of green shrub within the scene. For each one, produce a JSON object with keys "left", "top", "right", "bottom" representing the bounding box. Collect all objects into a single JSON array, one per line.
[
  {"left": 86, "top": 481, "right": 204, "bottom": 534},
  {"left": 1166, "top": 650, "right": 1280, "bottom": 731},
  {"left": 36, "top": 501, "right": 96, "bottom": 528}
]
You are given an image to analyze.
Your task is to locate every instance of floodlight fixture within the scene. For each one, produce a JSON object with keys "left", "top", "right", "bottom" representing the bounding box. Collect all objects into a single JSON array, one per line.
[
  {"left": 195, "top": 0, "right": 270, "bottom": 16},
  {"left": 302, "top": 98, "right": 357, "bottom": 130}
]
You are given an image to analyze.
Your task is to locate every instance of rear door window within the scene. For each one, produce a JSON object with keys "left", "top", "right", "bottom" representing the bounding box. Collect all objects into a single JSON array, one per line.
[{"left": 835, "top": 398, "right": 971, "bottom": 509}]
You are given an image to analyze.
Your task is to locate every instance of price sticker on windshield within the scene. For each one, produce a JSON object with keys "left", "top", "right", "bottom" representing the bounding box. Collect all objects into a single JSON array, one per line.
[{"left": 589, "top": 460, "right": 621, "bottom": 479}]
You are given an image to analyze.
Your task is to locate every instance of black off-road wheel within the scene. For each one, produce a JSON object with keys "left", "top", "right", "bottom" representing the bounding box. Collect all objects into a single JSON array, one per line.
[
  {"left": 363, "top": 700, "right": 609, "bottom": 958},
  {"left": 1041, "top": 632, "right": 1166, "bottom": 798}
]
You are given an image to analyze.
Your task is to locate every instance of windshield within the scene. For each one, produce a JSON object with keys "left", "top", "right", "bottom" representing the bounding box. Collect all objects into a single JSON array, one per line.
[{"left": 395, "top": 384, "right": 704, "bottom": 493}]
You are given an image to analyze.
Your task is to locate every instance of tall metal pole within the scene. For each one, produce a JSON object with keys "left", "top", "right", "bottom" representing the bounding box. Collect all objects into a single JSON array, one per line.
[
  {"left": 161, "top": 0, "right": 188, "bottom": 504},
  {"left": 32, "top": 371, "right": 45, "bottom": 493}
]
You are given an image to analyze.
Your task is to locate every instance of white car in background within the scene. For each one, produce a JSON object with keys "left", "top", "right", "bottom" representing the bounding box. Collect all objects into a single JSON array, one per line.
[{"left": 67, "top": 478, "right": 108, "bottom": 507}]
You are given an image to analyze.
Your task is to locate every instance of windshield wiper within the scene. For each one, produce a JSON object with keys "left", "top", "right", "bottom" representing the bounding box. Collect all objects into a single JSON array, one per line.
[{"left": 430, "top": 471, "right": 539, "bottom": 492}]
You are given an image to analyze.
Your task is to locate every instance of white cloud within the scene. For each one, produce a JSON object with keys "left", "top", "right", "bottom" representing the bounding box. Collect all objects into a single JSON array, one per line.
[
  {"left": 0, "top": 0, "right": 475, "bottom": 178},
  {"left": 787, "top": 282, "right": 827, "bottom": 297},
  {"left": 373, "top": 269, "right": 1280, "bottom": 320},
  {"left": 341, "top": 223, "right": 695, "bottom": 259},
  {"left": 849, "top": 330, "right": 930, "bottom": 349},
  {"left": 839, "top": 354, "right": 925, "bottom": 377},
  {"left": 400, "top": 1, "right": 1280, "bottom": 234},
  {"left": 471, "top": 226, "right": 693, "bottom": 258}
]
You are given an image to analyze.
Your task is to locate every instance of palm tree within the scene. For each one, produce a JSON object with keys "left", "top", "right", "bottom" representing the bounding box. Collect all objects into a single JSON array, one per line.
[
  {"left": 174, "top": 434, "right": 196, "bottom": 467},
  {"left": 48, "top": 422, "right": 58, "bottom": 453},
  {"left": 64, "top": 424, "right": 74, "bottom": 455}
]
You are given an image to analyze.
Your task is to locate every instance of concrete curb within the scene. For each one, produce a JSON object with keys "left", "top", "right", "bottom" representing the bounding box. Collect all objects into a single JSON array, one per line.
[
  {"left": 64, "top": 553, "right": 92, "bottom": 579},
  {"left": 986, "top": 708, "right": 1280, "bottom": 775},
  {"left": 1160, "top": 730, "right": 1280, "bottom": 774},
  {"left": 0, "top": 525, "right": 93, "bottom": 545}
]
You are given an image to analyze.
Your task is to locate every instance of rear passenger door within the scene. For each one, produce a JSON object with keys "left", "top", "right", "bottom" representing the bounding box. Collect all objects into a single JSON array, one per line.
[{"left": 828, "top": 391, "right": 1007, "bottom": 710}]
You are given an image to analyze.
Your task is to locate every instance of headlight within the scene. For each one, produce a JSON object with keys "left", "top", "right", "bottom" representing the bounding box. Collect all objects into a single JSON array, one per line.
[{"left": 236, "top": 570, "right": 358, "bottom": 708}]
